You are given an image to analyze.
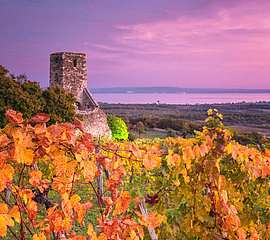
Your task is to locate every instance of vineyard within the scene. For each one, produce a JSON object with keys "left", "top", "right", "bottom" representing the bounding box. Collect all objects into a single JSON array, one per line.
[{"left": 0, "top": 109, "right": 269, "bottom": 240}]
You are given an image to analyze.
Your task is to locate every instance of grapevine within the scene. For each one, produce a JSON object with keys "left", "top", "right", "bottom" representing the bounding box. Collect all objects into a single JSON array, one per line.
[{"left": 0, "top": 109, "right": 269, "bottom": 239}]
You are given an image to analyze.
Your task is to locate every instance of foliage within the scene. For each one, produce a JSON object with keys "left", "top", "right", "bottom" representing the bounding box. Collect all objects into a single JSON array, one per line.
[
  {"left": 234, "top": 131, "right": 270, "bottom": 149},
  {"left": 0, "top": 108, "right": 269, "bottom": 239},
  {"left": 129, "top": 116, "right": 201, "bottom": 135},
  {"left": 101, "top": 109, "right": 270, "bottom": 239},
  {"left": 107, "top": 115, "right": 129, "bottom": 141},
  {"left": 42, "top": 86, "right": 76, "bottom": 124},
  {"left": 0, "top": 65, "right": 76, "bottom": 127},
  {"left": 0, "top": 109, "right": 164, "bottom": 240}
]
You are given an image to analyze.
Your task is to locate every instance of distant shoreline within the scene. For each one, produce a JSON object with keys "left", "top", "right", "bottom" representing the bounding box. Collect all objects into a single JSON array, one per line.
[
  {"left": 92, "top": 87, "right": 270, "bottom": 94},
  {"left": 100, "top": 101, "right": 270, "bottom": 107},
  {"left": 93, "top": 91, "right": 270, "bottom": 105}
]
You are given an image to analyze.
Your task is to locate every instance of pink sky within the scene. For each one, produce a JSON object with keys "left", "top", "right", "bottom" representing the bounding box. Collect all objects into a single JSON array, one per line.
[{"left": 1, "top": 0, "right": 270, "bottom": 89}]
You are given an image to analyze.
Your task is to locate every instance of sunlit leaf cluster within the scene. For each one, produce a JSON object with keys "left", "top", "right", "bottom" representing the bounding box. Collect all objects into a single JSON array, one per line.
[{"left": 0, "top": 109, "right": 269, "bottom": 239}]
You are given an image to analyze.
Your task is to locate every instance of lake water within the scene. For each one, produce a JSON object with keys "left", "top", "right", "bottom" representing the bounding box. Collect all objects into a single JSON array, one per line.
[{"left": 93, "top": 93, "right": 270, "bottom": 104}]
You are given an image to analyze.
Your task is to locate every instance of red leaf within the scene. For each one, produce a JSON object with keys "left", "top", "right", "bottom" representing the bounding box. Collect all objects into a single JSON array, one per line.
[
  {"left": 31, "top": 113, "right": 50, "bottom": 123},
  {"left": 5, "top": 109, "right": 23, "bottom": 124},
  {"left": 81, "top": 133, "right": 94, "bottom": 151}
]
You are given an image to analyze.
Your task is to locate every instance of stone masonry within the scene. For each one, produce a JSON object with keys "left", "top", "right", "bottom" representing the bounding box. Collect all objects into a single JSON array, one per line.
[{"left": 50, "top": 52, "right": 111, "bottom": 137}]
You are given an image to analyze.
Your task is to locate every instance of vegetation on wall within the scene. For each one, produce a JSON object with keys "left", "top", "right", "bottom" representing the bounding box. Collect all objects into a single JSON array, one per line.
[
  {"left": 107, "top": 114, "right": 129, "bottom": 140},
  {"left": 0, "top": 65, "right": 76, "bottom": 127}
]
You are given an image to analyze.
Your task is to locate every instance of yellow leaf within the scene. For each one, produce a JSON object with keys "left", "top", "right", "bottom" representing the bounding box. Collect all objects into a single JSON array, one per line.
[
  {"left": 70, "top": 194, "right": 81, "bottom": 205},
  {"left": 33, "top": 232, "right": 46, "bottom": 240},
  {"left": 0, "top": 217, "right": 8, "bottom": 237},
  {"left": 15, "top": 148, "right": 34, "bottom": 165},
  {"left": 87, "top": 223, "right": 97, "bottom": 240},
  {"left": 180, "top": 168, "right": 190, "bottom": 183},
  {"left": 0, "top": 203, "right": 14, "bottom": 237},
  {"left": 97, "top": 233, "right": 107, "bottom": 240},
  {"left": 207, "top": 109, "right": 213, "bottom": 115},
  {"left": 0, "top": 203, "right": 9, "bottom": 214}
]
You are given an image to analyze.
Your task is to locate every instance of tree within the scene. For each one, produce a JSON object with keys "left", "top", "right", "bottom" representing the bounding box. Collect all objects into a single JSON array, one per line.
[
  {"left": 42, "top": 86, "right": 76, "bottom": 124},
  {"left": 0, "top": 66, "right": 41, "bottom": 127},
  {"left": 0, "top": 65, "right": 76, "bottom": 127},
  {"left": 107, "top": 114, "right": 129, "bottom": 140}
]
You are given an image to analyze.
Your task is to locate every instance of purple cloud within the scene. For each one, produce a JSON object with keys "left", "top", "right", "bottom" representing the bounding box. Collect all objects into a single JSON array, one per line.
[{"left": 0, "top": 0, "right": 270, "bottom": 88}]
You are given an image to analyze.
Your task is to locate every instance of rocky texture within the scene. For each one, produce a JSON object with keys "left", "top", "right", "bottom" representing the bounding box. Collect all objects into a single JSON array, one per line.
[
  {"left": 50, "top": 52, "right": 111, "bottom": 137},
  {"left": 50, "top": 52, "right": 90, "bottom": 104},
  {"left": 77, "top": 108, "right": 111, "bottom": 138}
]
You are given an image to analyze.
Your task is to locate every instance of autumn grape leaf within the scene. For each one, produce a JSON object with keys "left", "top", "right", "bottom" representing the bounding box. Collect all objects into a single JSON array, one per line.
[
  {"left": 30, "top": 113, "right": 50, "bottom": 124},
  {"left": 29, "top": 169, "right": 50, "bottom": 193},
  {"left": 138, "top": 211, "right": 166, "bottom": 229},
  {"left": 5, "top": 109, "right": 23, "bottom": 125},
  {"left": 8, "top": 206, "right": 20, "bottom": 223},
  {"left": 0, "top": 163, "right": 14, "bottom": 192},
  {"left": 0, "top": 203, "right": 15, "bottom": 237},
  {"left": 15, "top": 148, "right": 34, "bottom": 165},
  {"left": 0, "top": 133, "right": 9, "bottom": 148},
  {"left": 80, "top": 160, "right": 97, "bottom": 181},
  {"left": 113, "top": 191, "right": 131, "bottom": 216},
  {"left": 167, "top": 151, "right": 181, "bottom": 167},
  {"left": 33, "top": 232, "right": 46, "bottom": 240},
  {"left": 87, "top": 223, "right": 98, "bottom": 240},
  {"left": 143, "top": 153, "right": 161, "bottom": 170}
]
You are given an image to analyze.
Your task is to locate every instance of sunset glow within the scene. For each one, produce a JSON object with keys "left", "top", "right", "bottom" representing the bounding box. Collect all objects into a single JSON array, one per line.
[{"left": 1, "top": 0, "right": 270, "bottom": 89}]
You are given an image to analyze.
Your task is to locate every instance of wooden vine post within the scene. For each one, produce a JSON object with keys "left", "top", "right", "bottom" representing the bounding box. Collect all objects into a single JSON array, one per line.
[{"left": 139, "top": 199, "right": 158, "bottom": 240}]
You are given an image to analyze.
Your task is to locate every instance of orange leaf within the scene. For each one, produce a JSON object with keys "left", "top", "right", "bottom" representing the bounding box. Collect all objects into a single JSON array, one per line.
[
  {"left": 81, "top": 160, "right": 97, "bottom": 181},
  {"left": 9, "top": 206, "right": 20, "bottom": 223},
  {"left": 0, "top": 163, "right": 14, "bottom": 192},
  {"left": 143, "top": 154, "right": 161, "bottom": 170},
  {"left": 262, "top": 165, "right": 270, "bottom": 178},
  {"left": 15, "top": 148, "right": 34, "bottom": 165},
  {"left": 237, "top": 227, "right": 246, "bottom": 240},
  {"left": 29, "top": 170, "right": 42, "bottom": 186},
  {"left": 113, "top": 191, "right": 131, "bottom": 216},
  {"left": 140, "top": 212, "right": 166, "bottom": 229},
  {"left": 167, "top": 153, "right": 181, "bottom": 167},
  {"left": 0, "top": 134, "right": 9, "bottom": 148}
]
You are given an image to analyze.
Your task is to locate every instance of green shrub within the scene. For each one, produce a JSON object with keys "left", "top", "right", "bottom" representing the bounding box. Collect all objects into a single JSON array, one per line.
[
  {"left": 107, "top": 114, "right": 129, "bottom": 140},
  {"left": 0, "top": 65, "right": 76, "bottom": 127}
]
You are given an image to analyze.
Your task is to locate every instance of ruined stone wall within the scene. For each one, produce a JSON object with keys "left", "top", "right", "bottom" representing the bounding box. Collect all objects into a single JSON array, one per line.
[{"left": 77, "top": 108, "right": 111, "bottom": 138}]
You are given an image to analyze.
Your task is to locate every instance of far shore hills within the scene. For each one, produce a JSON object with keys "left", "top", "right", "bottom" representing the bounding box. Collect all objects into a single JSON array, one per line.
[{"left": 92, "top": 87, "right": 270, "bottom": 94}]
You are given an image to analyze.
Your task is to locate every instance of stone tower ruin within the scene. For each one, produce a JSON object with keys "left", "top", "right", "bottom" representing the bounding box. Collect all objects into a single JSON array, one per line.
[
  {"left": 50, "top": 52, "right": 98, "bottom": 110},
  {"left": 50, "top": 52, "right": 111, "bottom": 137}
]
